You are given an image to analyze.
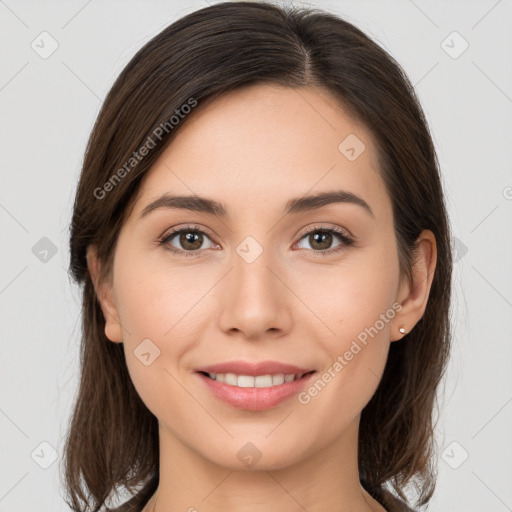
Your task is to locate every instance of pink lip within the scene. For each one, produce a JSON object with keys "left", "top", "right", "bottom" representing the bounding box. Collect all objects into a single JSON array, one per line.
[
  {"left": 195, "top": 360, "right": 314, "bottom": 376},
  {"left": 197, "top": 372, "right": 315, "bottom": 411},
  {"left": 195, "top": 360, "right": 316, "bottom": 411}
]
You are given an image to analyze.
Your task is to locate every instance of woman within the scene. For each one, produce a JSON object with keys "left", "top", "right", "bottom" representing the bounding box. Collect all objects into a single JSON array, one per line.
[{"left": 62, "top": 2, "right": 452, "bottom": 511}]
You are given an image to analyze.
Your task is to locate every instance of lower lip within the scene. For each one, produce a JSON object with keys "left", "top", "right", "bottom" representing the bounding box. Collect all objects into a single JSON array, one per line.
[{"left": 196, "top": 371, "right": 316, "bottom": 411}]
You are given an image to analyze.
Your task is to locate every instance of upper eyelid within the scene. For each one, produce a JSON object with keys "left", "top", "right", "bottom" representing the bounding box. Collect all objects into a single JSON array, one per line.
[
  {"left": 295, "top": 223, "right": 352, "bottom": 240},
  {"left": 161, "top": 224, "right": 215, "bottom": 241}
]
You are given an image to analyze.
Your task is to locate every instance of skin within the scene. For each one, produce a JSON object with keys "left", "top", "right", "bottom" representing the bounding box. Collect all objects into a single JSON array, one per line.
[{"left": 87, "top": 84, "right": 436, "bottom": 512}]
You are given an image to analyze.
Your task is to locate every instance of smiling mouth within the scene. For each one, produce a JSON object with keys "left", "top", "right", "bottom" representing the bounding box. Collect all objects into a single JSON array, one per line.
[{"left": 197, "top": 370, "right": 316, "bottom": 388}]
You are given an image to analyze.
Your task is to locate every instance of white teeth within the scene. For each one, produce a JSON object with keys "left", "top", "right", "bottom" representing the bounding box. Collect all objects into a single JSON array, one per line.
[
  {"left": 237, "top": 375, "right": 255, "bottom": 388},
  {"left": 272, "top": 374, "right": 285, "bottom": 386},
  {"left": 255, "top": 375, "right": 272, "bottom": 387},
  {"left": 206, "top": 372, "right": 307, "bottom": 388},
  {"left": 224, "top": 373, "right": 238, "bottom": 386}
]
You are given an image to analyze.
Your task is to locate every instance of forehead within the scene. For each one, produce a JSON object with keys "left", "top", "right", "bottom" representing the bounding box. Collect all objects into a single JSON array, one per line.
[{"left": 133, "top": 84, "right": 390, "bottom": 220}]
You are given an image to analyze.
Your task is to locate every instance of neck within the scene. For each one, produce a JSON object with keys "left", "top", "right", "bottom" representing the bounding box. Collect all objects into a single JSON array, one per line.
[{"left": 143, "top": 418, "right": 385, "bottom": 512}]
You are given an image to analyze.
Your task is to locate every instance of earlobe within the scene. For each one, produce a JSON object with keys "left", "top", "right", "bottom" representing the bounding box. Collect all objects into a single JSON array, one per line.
[
  {"left": 86, "top": 246, "right": 124, "bottom": 343},
  {"left": 391, "top": 230, "right": 437, "bottom": 341}
]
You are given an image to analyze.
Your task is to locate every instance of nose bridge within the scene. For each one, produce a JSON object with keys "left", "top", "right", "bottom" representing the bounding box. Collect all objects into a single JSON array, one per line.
[
  {"left": 232, "top": 236, "right": 279, "bottom": 309},
  {"left": 216, "top": 236, "right": 291, "bottom": 338},
  {"left": 234, "top": 242, "right": 274, "bottom": 297}
]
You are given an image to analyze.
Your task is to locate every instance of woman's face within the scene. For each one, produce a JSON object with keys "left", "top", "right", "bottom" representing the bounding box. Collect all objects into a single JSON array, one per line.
[{"left": 95, "top": 84, "right": 412, "bottom": 470}]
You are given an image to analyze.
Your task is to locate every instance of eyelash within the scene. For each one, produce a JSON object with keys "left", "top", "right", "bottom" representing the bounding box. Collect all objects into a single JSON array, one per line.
[{"left": 158, "top": 224, "right": 355, "bottom": 257}]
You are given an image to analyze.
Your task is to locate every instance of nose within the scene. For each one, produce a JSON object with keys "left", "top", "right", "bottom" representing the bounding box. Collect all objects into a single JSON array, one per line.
[{"left": 216, "top": 245, "right": 293, "bottom": 340}]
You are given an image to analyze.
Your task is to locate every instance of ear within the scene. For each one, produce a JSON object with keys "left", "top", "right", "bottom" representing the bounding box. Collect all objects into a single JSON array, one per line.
[
  {"left": 86, "top": 245, "right": 123, "bottom": 343},
  {"left": 391, "top": 229, "right": 437, "bottom": 341}
]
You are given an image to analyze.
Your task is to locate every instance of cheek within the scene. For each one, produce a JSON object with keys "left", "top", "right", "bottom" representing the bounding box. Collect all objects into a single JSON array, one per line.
[
  {"left": 112, "top": 252, "right": 218, "bottom": 414},
  {"left": 293, "top": 272, "right": 396, "bottom": 444},
  {"left": 298, "top": 243, "right": 399, "bottom": 405},
  {"left": 299, "top": 239, "right": 400, "bottom": 343},
  {"left": 114, "top": 246, "right": 213, "bottom": 342}
]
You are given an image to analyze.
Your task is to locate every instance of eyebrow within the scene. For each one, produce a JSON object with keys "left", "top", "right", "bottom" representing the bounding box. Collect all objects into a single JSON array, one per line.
[{"left": 139, "top": 189, "right": 374, "bottom": 219}]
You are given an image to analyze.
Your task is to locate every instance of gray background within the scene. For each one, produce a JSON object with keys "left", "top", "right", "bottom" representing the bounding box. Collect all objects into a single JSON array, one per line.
[{"left": 1, "top": 0, "right": 511, "bottom": 510}]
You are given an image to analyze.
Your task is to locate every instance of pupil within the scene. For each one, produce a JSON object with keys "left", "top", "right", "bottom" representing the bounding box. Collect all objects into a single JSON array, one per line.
[
  {"left": 312, "top": 231, "right": 331, "bottom": 250},
  {"left": 181, "top": 231, "right": 202, "bottom": 250}
]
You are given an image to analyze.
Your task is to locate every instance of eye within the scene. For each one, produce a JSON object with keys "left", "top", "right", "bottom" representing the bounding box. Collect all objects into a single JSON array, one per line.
[
  {"left": 294, "top": 225, "right": 354, "bottom": 255},
  {"left": 159, "top": 225, "right": 217, "bottom": 256},
  {"left": 158, "top": 224, "right": 354, "bottom": 257}
]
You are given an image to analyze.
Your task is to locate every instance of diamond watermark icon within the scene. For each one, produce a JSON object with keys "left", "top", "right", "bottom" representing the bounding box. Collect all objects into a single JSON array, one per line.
[
  {"left": 441, "top": 441, "right": 469, "bottom": 469},
  {"left": 134, "top": 338, "right": 161, "bottom": 366},
  {"left": 338, "top": 134, "right": 365, "bottom": 161},
  {"left": 236, "top": 236, "right": 263, "bottom": 264},
  {"left": 237, "top": 442, "right": 263, "bottom": 468},
  {"left": 32, "top": 237, "right": 58, "bottom": 263},
  {"left": 31, "top": 441, "right": 58, "bottom": 469},
  {"left": 31, "top": 31, "right": 59, "bottom": 59},
  {"left": 452, "top": 237, "right": 468, "bottom": 263},
  {"left": 441, "top": 31, "right": 469, "bottom": 59}
]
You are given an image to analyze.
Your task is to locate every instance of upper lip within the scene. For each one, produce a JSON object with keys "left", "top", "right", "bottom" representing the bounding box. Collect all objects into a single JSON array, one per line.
[{"left": 195, "top": 360, "right": 315, "bottom": 377}]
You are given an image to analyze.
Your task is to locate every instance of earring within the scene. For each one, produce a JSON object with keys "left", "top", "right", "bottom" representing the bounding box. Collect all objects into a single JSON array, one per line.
[{"left": 399, "top": 327, "right": 406, "bottom": 335}]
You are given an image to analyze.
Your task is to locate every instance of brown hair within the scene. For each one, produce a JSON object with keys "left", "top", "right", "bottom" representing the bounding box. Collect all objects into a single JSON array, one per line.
[{"left": 62, "top": 2, "right": 452, "bottom": 511}]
